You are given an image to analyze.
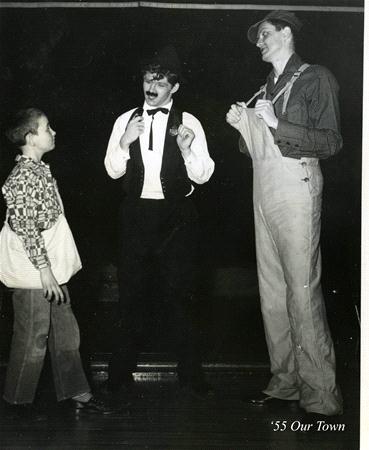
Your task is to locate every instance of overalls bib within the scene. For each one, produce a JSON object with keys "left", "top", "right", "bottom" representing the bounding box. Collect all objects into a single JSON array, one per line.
[{"left": 238, "top": 68, "right": 343, "bottom": 415}]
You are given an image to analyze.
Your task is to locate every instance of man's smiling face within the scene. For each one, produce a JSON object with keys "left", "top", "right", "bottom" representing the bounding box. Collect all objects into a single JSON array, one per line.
[
  {"left": 143, "top": 72, "right": 179, "bottom": 107},
  {"left": 256, "top": 21, "right": 285, "bottom": 63}
]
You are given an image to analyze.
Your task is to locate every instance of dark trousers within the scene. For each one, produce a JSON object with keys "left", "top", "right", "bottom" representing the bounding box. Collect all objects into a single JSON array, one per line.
[{"left": 108, "top": 197, "right": 203, "bottom": 387}]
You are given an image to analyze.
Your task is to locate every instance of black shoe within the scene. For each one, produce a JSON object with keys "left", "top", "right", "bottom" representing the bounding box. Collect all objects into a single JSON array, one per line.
[
  {"left": 73, "top": 396, "right": 120, "bottom": 415},
  {"left": 3, "top": 402, "right": 47, "bottom": 421},
  {"left": 245, "top": 394, "right": 298, "bottom": 408}
]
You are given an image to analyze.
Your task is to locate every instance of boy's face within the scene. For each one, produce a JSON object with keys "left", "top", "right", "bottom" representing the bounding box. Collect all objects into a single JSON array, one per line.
[
  {"left": 32, "top": 115, "right": 56, "bottom": 153},
  {"left": 143, "top": 72, "right": 179, "bottom": 107}
]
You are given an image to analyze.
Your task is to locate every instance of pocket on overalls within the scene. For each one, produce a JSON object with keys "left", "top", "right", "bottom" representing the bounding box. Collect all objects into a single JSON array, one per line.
[
  {"left": 279, "top": 158, "right": 309, "bottom": 197},
  {"left": 300, "top": 160, "right": 323, "bottom": 197}
]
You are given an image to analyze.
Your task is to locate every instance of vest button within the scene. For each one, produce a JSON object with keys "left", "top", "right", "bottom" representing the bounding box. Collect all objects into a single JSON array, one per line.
[
  {"left": 302, "top": 177, "right": 309, "bottom": 182},
  {"left": 301, "top": 161, "right": 307, "bottom": 166}
]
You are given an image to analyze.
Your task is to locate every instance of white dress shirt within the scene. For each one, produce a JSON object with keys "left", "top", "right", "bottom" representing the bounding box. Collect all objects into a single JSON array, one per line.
[{"left": 104, "top": 100, "right": 214, "bottom": 199}]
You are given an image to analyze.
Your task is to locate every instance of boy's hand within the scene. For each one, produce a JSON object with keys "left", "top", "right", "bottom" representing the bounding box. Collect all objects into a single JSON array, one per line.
[
  {"left": 39, "top": 266, "right": 66, "bottom": 304},
  {"left": 120, "top": 116, "right": 144, "bottom": 149}
]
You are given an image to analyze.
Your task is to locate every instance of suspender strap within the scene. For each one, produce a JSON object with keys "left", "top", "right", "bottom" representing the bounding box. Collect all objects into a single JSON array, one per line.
[
  {"left": 279, "top": 63, "right": 310, "bottom": 114},
  {"left": 245, "top": 63, "right": 310, "bottom": 113},
  {"left": 245, "top": 84, "right": 267, "bottom": 107}
]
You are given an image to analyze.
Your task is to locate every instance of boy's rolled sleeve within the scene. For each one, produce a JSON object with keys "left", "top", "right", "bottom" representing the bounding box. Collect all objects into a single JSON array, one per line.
[{"left": 6, "top": 179, "right": 50, "bottom": 270}]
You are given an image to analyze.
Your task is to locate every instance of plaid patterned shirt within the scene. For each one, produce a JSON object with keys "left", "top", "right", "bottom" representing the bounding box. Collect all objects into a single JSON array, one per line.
[{"left": 2, "top": 155, "right": 63, "bottom": 270}]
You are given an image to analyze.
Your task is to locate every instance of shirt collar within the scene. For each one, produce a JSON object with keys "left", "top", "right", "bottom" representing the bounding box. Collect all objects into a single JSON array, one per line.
[
  {"left": 16, "top": 154, "right": 49, "bottom": 168},
  {"left": 267, "top": 53, "right": 304, "bottom": 83}
]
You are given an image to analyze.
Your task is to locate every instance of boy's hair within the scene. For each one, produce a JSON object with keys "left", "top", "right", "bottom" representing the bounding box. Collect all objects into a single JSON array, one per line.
[
  {"left": 5, "top": 108, "right": 45, "bottom": 147},
  {"left": 141, "top": 64, "right": 179, "bottom": 86}
]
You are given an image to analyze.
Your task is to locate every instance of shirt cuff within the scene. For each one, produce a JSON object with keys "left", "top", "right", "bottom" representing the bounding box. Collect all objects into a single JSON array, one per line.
[
  {"left": 118, "top": 145, "right": 131, "bottom": 159},
  {"left": 182, "top": 150, "right": 195, "bottom": 165},
  {"left": 32, "top": 254, "right": 50, "bottom": 271},
  {"left": 274, "top": 119, "right": 304, "bottom": 150}
]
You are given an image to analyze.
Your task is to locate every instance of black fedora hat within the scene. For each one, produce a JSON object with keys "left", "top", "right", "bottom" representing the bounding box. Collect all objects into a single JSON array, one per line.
[
  {"left": 247, "top": 10, "right": 303, "bottom": 44},
  {"left": 141, "top": 45, "right": 184, "bottom": 81}
]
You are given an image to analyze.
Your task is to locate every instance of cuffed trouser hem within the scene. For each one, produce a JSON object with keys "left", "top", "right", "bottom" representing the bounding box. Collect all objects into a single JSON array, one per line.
[
  {"left": 300, "top": 389, "right": 343, "bottom": 416},
  {"left": 262, "top": 388, "right": 300, "bottom": 401},
  {"left": 57, "top": 389, "right": 92, "bottom": 402},
  {"left": 303, "top": 406, "right": 343, "bottom": 416},
  {"left": 262, "top": 387, "right": 343, "bottom": 416},
  {"left": 263, "top": 373, "right": 300, "bottom": 400}
]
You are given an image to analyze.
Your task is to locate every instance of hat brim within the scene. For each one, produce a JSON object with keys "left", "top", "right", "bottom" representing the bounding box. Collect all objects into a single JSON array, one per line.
[
  {"left": 247, "top": 20, "right": 267, "bottom": 44},
  {"left": 247, "top": 13, "right": 302, "bottom": 45}
]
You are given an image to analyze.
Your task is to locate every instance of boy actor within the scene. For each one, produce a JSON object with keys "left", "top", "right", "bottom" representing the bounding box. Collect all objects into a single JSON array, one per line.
[{"left": 2, "top": 108, "right": 114, "bottom": 417}]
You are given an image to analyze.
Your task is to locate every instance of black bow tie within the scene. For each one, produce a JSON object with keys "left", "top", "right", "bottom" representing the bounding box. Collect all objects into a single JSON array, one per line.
[
  {"left": 147, "top": 108, "right": 169, "bottom": 116},
  {"left": 147, "top": 108, "right": 169, "bottom": 151}
]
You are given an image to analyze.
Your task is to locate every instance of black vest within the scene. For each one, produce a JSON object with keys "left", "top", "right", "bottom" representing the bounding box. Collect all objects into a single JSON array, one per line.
[{"left": 123, "top": 105, "right": 192, "bottom": 200}]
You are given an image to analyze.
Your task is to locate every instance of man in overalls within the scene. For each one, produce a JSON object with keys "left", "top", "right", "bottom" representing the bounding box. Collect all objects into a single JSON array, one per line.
[{"left": 226, "top": 10, "right": 343, "bottom": 416}]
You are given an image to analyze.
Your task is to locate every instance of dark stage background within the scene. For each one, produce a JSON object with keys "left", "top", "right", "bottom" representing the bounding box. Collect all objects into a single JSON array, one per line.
[{"left": 0, "top": 5, "right": 363, "bottom": 367}]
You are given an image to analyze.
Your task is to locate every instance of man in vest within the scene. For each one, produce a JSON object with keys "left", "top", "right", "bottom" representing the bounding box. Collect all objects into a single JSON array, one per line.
[
  {"left": 104, "top": 46, "right": 214, "bottom": 395},
  {"left": 226, "top": 11, "right": 343, "bottom": 415}
]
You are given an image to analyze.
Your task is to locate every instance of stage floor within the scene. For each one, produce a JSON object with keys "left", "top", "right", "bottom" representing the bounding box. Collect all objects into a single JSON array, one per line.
[{"left": 0, "top": 365, "right": 359, "bottom": 450}]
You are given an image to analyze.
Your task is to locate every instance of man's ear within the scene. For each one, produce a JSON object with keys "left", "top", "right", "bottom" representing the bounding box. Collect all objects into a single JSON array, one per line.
[
  {"left": 171, "top": 82, "right": 180, "bottom": 94},
  {"left": 282, "top": 26, "right": 292, "bottom": 42}
]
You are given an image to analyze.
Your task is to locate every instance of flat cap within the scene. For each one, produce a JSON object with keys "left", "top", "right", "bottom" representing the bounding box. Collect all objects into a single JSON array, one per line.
[{"left": 247, "top": 10, "right": 303, "bottom": 44}]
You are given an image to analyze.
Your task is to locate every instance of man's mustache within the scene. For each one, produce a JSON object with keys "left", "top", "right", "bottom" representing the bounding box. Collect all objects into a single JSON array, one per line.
[{"left": 146, "top": 91, "right": 158, "bottom": 97}]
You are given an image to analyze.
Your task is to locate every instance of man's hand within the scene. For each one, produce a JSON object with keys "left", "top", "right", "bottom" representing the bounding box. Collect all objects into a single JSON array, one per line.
[
  {"left": 226, "top": 104, "right": 244, "bottom": 131},
  {"left": 119, "top": 116, "right": 145, "bottom": 149},
  {"left": 254, "top": 100, "right": 279, "bottom": 129},
  {"left": 176, "top": 124, "right": 195, "bottom": 157},
  {"left": 40, "top": 266, "right": 66, "bottom": 304}
]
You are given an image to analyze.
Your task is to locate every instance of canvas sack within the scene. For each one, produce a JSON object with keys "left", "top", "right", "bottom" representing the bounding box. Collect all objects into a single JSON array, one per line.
[{"left": 0, "top": 213, "right": 82, "bottom": 289}]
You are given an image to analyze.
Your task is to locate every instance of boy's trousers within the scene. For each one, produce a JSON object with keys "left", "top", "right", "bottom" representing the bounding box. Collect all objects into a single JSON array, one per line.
[{"left": 3, "top": 285, "right": 90, "bottom": 404}]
